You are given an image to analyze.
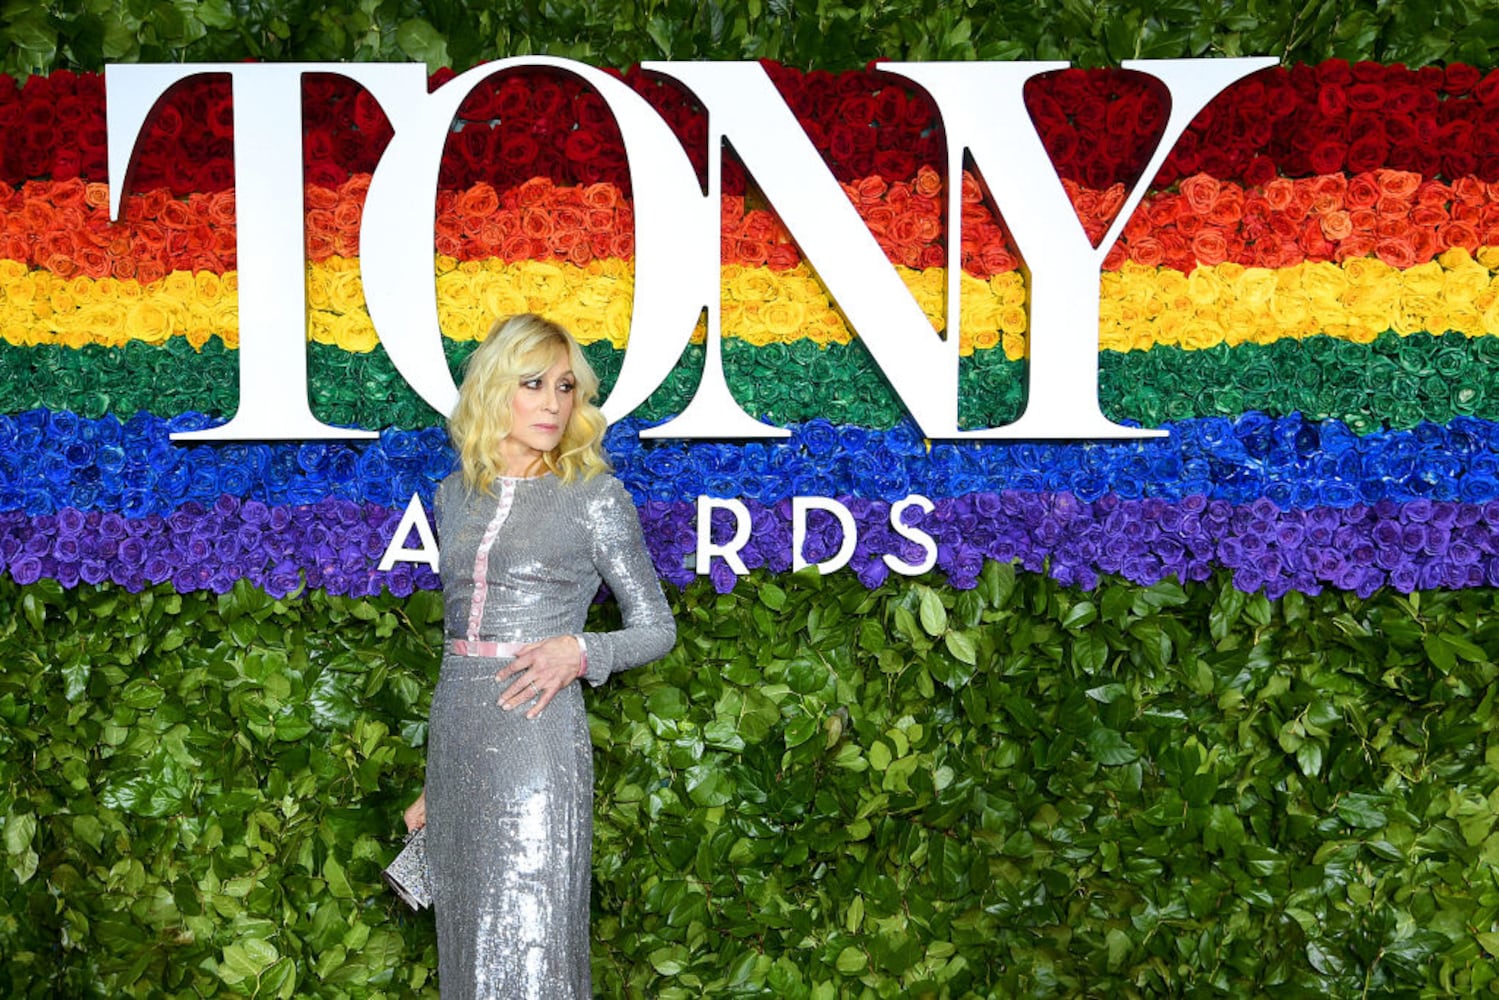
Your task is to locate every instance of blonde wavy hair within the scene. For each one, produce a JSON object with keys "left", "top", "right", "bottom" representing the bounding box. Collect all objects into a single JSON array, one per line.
[{"left": 448, "top": 314, "right": 611, "bottom": 492}]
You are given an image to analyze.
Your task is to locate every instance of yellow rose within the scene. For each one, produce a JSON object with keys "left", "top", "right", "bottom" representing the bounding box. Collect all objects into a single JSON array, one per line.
[
  {"left": 330, "top": 311, "right": 379, "bottom": 353},
  {"left": 1445, "top": 305, "right": 1483, "bottom": 335},
  {"left": 1475, "top": 246, "right": 1499, "bottom": 272},
  {"left": 1002, "top": 332, "right": 1026, "bottom": 359},
  {"left": 723, "top": 263, "right": 777, "bottom": 305},
  {"left": 1396, "top": 293, "right": 1444, "bottom": 335},
  {"left": 969, "top": 326, "right": 1000, "bottom": 352},
  {"left": 126, "top": 300, "right": 173, "bottom": 345},
  {"left": 992, "top": 271, "right": 1027, "bottom": 307},
  {"left": 325, "top": 266, "right": 368, "bottom": 314},
  {"left": 1402, "top": 260, "right": 1444, "bottom": 297}
]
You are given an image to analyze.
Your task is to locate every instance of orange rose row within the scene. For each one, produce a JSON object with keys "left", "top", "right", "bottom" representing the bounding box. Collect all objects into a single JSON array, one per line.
[{"left": 8, "top": 168, "right": 1499, "bottom": 282}]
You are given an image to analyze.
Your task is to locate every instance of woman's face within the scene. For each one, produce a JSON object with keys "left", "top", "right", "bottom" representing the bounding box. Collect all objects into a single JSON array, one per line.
[{"left": 499, "top": 351, "right": 576, "bottom": 474}]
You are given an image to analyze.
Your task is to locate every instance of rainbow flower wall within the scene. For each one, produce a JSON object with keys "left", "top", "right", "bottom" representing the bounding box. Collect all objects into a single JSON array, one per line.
[{"left": 7, "top": 62, "right": 1499, "bottom": 599}]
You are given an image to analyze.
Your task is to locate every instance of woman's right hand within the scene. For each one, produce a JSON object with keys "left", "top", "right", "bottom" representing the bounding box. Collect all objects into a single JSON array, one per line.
[{"left": 404, "top": 790, "right": 427, "bottom": 832}]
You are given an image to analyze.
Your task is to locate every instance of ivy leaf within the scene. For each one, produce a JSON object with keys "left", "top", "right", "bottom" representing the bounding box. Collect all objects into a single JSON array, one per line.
[
  {"left": 1087, "top": 727, "right": 1138, "bottom": 765},
  {"left": 918, "top": 587, "right": 947, "bottom": 636},
  {"left": 219, "top": 939, "right": 278, "bottom": 985}
]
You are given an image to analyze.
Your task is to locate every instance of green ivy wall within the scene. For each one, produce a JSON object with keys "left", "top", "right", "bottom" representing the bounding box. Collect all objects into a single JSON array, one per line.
[{"left": 4, "top": 1, "right": 1499, "bottom": 997}]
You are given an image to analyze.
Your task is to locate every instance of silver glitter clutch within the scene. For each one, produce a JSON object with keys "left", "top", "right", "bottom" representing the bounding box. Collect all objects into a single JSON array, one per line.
[{"left": 383, "top": 827, "right": 432, "bottom": 910}]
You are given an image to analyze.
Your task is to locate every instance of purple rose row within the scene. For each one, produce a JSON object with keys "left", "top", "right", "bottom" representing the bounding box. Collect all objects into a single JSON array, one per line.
[
  {"left": 0, "top": 496, "right": 438, "bottom": 598},
  {"left": 6, "top": 491, "right": 1499, "bottom": 600}
]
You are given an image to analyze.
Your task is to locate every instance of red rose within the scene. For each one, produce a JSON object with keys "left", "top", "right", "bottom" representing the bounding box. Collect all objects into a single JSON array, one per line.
[
  {"left": 1316, "top": 84, "right": 1347, "bottom": 118},
  {"left": 1475, "top": 70, "right": 1499, "bottom": 106},
  {"left": 1244, "top": 156, "right": 1278, "bottom": 189},
  {"left": 1316, "top": 60, "right": 1353, "bottom": 87},
  {"left": 564, "top": 127, "right": 603, "bottom": 165},
  {"left": 190, "top": 157, "right": 232, "bottom": 193},
  {"left": 1308, "top": 141, "right": 1347, "bottom": 175},
  {"left": 1344, "top": 136, "right": 1387, "bottom": 174},
  {"left": 457, "top": 79, "right": 502, "bottom": 121},
  {"left": 499, "top": 134, "right": 540, "bottom": 172}
]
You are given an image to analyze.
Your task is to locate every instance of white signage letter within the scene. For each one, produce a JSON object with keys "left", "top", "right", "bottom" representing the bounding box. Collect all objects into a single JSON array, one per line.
[
  {"left": 883, "top": 494, "right": 937, "bottom": 575},
  {"left": 378, "top": 493, "right": 441, "bottom": 571},
  {"left": 695, "top": 496, "right": 752, "bottom": 576},
  {"left": 883, "top": 57, "right": 1275, "bottom": 439},
  {"left": 792, "top": 496, "right": 858, "bottom": 574},
  {"left": 359, "top": 57, "right": 715, "bottom": 426},
  {"left": 106, "top": 64, "right": 423, "bottom": 442}
]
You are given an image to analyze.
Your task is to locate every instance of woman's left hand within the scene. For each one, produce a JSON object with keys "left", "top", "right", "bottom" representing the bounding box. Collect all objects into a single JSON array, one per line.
[{"left": 495, "top": 636, "right": 583, "bottom": 718}]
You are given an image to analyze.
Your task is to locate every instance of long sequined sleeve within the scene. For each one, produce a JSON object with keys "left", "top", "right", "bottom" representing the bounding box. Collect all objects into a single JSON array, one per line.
[{"left": 579, "top": 476, "right": 676, "bottom": 684}]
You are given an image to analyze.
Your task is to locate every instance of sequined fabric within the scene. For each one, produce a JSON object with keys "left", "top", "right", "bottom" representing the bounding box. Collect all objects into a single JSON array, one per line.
[{"left": 426, "top": 472, "right": 675, "bottom": 999}]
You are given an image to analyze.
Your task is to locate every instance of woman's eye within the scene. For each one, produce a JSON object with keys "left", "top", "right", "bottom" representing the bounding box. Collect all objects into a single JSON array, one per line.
[
  {"left": 521, "top": 378, "right": 542, "bottom": 389},
  {"left": 558, "top": 382, "right": 575, "bottom": 394}
]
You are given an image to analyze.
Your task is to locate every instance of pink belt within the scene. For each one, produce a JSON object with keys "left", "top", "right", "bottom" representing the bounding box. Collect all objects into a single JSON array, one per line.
[{"left": 448, "top": 639, "right": 528, "bottom": 658}]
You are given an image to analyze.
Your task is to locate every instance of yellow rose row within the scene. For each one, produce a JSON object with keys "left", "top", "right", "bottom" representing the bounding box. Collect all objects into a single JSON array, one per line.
[{"left": 5, "top": 249, "right": 1499, "bottom": 356}]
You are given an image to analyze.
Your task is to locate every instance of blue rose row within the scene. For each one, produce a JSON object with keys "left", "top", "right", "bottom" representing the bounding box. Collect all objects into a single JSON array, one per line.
[
  {"left": 4, "top": 409, "right": 1499, "bottom": 516},
  {"left": 4, "top": 489, "right": 1499, "bottom": 600}
]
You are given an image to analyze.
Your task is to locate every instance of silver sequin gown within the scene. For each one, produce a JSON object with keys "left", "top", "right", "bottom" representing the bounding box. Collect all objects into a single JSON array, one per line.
[{"left": 426, "top": 471, "right": 675, "bottom": 999}]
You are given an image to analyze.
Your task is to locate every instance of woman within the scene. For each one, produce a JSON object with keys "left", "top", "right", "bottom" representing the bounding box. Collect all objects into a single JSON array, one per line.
[{"left": 402, "top": 314, "right": 676, "bottom": 998}]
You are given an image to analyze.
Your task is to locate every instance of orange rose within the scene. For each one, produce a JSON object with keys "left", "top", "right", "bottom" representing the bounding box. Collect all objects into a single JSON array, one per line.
[
  {"left": 160, "top": 200, "right": 192, "bottom": 229},
  {"left": 84, "top": 182, "right": 110, "bottom": 210},
  {"left": 1375, "top": 170, "right": 1421, "bottom": 200},
  {"left": 585, "top": 208, "right": 614, "bottom": 233},
  {"left": 305, "top": 184, "right": 338, "bottom": 211},
  {"left": 1179, "top": 173, "right": 1220, "bottom": 216},
  {"left": 1438, "top": 220, "right": 1480, "bottom": 252},
  {"left": 960, "top": 171, "right": 983, "bottom": 204},
  {"left": 1191, "top": 230, "right": 1229, "bottom": 266},
  {"left": 979, "top": 244, "right": 1017, "bottom": 273},
  {"left": 742, "top": 210, "right": 776, "bottom": 242},
  {"left": 1410, "top": 204, "right": 1448, "bottom": 228},
  {"left": 206, "top": 190, "right": 236, "bottom": 228},
  {"left": 1262, "top": 177, "right": 1295, "bottom": 212},
  {"left": 1320, "top": 210, "right": 1354, "bottom": 241},
  {"left": 51, "top": 178, "right": 86, "bottom": 208},
  {"left": 581, "top": 183, "right": 618, "bottom": 210},
  {"left": 341, "top": 175, "right": 370, "bottom": 201},
  {"left": 520, "top": 209, "right": 554, "bottom": 240},
  {"left": 1344, "top": 174, "right": 1379, "bottom": 209},
  {"left": 457, "top": 183, "right": 500, "bottom": 218},
  {"left": 863, "top": 205, "right": 893, "bottom": 236},
  {"left": 1374, "top": 195, "right": 1412, "bottom": 219},
  {"left": 74, "top": 245, "right": 110, "bottom": 279},
  {"left": 333, "top": 198, "right": 362, "bottom": 235},
  {"left": 766, "top": 243, "right": 797, "bottom": 270},
  {"left": 851, "top": 175, "right": 888, "bottom": 205},
  {"left": 1415, "top": 180, "right": 1452, "bottom": 206},
  {"left": 521, "top": 177, "right": 557, "bottom": 206},
  {"left": 1453, "top": 176, "right": 1487, "bottom": 204},
  {"left": 913, "top": 165, "right": 942, "bottom": 199},
  {"left": 1310, "top": 173, "right": 1347, "bottom": 210},
  {"left": 1410, "top": 228, "right": 1439, "bottom": 263},
  {"left": 1207, "top": 188, "right": 1244, "bottom": 226},
  {"left": 566, "top": 240, "right": 592, "bottom": 268},
  {"left": 1374, "top": 238, "right": 1416, "bottom": 268},
  {"left": 1336, "top": 236, "right": 1376, "bottom": 261}
]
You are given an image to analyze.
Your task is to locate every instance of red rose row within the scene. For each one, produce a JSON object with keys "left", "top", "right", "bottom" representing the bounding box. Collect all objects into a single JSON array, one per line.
[
  {"left": 9, "top": 61, "right": 1499, "bottom": 199},
  {"left": 11, "top": 165, "right": 1499, "bottom": 282}
]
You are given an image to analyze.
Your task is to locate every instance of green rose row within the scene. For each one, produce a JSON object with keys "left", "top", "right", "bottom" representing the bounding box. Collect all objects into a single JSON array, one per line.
[{"left": 0, "top": 330, "right": 1492, "bottom": 433}]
